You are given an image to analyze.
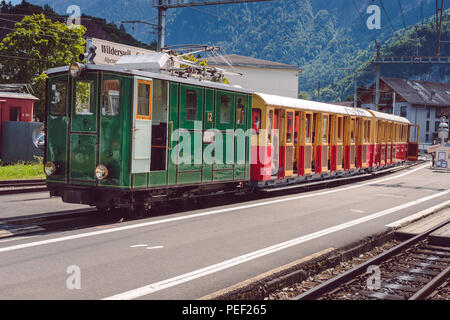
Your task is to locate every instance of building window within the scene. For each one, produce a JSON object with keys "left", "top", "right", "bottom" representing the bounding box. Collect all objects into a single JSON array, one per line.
[
  {"left": 9, "top": 107, "right": 20, "bottom": 121},
  {"left": 426, "top": 121, "right": 430, "bottom": 132},
  {"left": 426, "top": 108, "right": 430, "bottom": 118},
  {"left": 400, "top": 106, "right": 407, "bottom": 118},
  {"left": 425, "top": 134, "right": 429, "bottom": 143}
]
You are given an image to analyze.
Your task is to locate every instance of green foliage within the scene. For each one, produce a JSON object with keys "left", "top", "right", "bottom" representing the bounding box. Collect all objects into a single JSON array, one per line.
[
  {"left": 298, "top": 91, "right": 311, "bottom": 100},
  {"left": 321, "top": 10, "right": 450, "bottom": 102},
  {"left": 0, "top": 161, "right": 44, "bottom": 180},
  {"left": 0, "top": 13, "right": 86, "bottom": 120}
]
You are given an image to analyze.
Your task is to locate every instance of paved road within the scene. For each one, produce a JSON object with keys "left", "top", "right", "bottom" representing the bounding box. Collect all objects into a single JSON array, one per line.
[{"left": 0, "top": 163, "right": 449, "bottom": 300}]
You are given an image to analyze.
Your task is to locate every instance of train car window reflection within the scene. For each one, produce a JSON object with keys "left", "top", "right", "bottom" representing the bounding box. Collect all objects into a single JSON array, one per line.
[
  {"left": 220, "top": 95, "right": 231, "bottom": 124},
  {"left": 50, "top": 81, "right": 67, "bottom": 116},
  {"left": 350, "top": 118, "right": 355, "bottom": 143},
  {"left": 322, "top": 115, "right": 328, "bottom": 143},
  {"left": 337, "top": 117, "right": 343, "bottom": 142},
  {"left": 286, "top": 112, "right": 293, "bottom": 143},
  {"left": 236, "top": 97, "right": 245, "bottom": 125},
  {"left": 306, "top": 114, "right": 311, "bottom": 143},
  {"left": 103, "top": 80, "right": 120, "bottom": 116},
  {"left": 137, "top": 82, "right": 151, "bottom": 119},
  {"left": 252, "top": 108, "right": 261, "bottom": 133},
  {"left": 75, "top": 80, "right": 94, "bottom": 115},
  {"left": 268, "top": 110, "right": 273, "bottom": 143},
  {"left": 186, "top": 89, "right": 197, "bottom": 121}
]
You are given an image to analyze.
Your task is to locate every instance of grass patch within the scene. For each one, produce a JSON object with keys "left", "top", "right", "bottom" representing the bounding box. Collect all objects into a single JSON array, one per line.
[{"left": 0, "top": 162, "right": 45, "bottom": 180}]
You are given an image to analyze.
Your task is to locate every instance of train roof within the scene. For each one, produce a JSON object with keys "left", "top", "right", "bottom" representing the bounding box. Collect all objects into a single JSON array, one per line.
[
  {"left": 254, "top": 92, "right": 410, "bottom": 124},
  {"left": 368, "top": 109, "right": 410, "bottom": 124},
  {"left": 254, "top": 92, "right": 373, "bottom": 118},
  {"left": 45, "top": 64, "right": 253, "bottom": 94}
]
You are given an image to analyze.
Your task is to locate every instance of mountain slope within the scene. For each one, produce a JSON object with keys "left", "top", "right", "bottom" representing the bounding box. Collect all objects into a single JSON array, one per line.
[{"left": 24, "top": 0, "right": 447, "bottom": 99}]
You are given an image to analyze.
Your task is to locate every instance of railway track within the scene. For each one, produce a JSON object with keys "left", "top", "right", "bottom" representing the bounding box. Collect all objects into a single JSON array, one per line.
[
  {"left": 0, "top": 179, "right": 47, "bottom": 195},
  {"left": 292, "top": 219, "right": 450, "bottom": 300}
]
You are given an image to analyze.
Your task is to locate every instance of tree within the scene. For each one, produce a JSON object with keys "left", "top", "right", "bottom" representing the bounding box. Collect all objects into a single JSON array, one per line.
[
  {"left": 0, "top": 13, "right": 86, "bottom": 120},
  {"left": 298, "top": 91, "right": 311, "bottom": 100}
]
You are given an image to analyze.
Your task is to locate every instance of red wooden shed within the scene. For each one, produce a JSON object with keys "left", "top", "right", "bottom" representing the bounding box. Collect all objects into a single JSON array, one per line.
[{"left": 0, "top": 91, "right": 39, "bottom": 156}]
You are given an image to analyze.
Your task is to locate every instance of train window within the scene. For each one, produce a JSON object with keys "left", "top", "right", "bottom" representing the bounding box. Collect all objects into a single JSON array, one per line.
[
  {"left": 219, "top": 95, "right": 231, "bottom": 124},
  {"left": 286, "top": 112, "right": 293, "bottom": 143},
  {"left": 137, "top": 81, "right": 152, "bottom": 120},
  {"left": 365, "top": 120, "right": 371, "bottom": 143},
  {"left": 337, "top": 117, "right": 343, "bottom": 142},
  {"left": 322, "top": 115, "right": 328, "bottom": 143},
  {"left": 185, "top": 89, "right": 197, "bottom": 121},
  {"left": 252, "top": 108, "right": 261, "bottom": 134},
  {"left": 312, "top": 114, "right": 317, "bottom": 144},
  {"left": 305, "top": 114, "right": 311, "bottom": 143},
  {"left": 75, "top": 80, "right": 94, "bottom": 115},
  {"left": 268, "top": 110, "right": 273, "bottom": 143},
  {"left": 236, "top": 97, "right": 245, "bottom": 125},
  {"left": 102, "top": 80, "right": 120, "bottom": 116},
  {"left": 50, "top": 81, "right": 67, "bottom": 116},
  {"left": 350, "top": 118, "right": 355, "bottom": 143}
]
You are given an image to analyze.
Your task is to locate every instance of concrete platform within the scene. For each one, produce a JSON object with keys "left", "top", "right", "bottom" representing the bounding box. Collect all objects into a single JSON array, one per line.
[{"left": 396, "top": 207, "right": 450, "bottom": 246}]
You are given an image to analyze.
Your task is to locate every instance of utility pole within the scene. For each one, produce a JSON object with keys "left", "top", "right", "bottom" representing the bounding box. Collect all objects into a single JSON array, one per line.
[
  {"left": 152, "top": 0, "right": 272, "bottom": 52},
  {"left": 436, "top": 0, "right": 444, "bottom": 56},
  {"left": 157, "top": 0, "right": 166, "bottom": 52},
  {"left": 374, "top": 40, "right": 381, "bottom": 112},
  {"left": 317, "top": 81, "right": 320, "bottom": 102}
]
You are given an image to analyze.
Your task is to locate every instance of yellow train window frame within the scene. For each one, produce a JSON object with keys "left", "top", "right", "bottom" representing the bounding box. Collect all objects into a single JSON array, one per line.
[{"left": 136, "top": 80, "right": 152, "bottom": 120}]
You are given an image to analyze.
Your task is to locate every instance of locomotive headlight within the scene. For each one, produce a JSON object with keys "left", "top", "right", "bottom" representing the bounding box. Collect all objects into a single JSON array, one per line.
[
  {"left": 69, "top": 62, "right": 85, "bottom": 78},
  {"left": 44, "top": 161, "right": 56, "bottom": 176},
  {"left": 95, "top": 165, "right": 109, "bottom": 180}
]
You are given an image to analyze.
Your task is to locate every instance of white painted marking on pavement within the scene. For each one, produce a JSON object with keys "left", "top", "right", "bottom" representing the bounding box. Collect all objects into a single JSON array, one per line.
[
  {"left": 103, "top": 189, "right": 449, "bottom": 300},
  {"left": 385, "top": 199, "right": 450, "bottom": 228},
  {"left": 146, "top": 246, "right": 163, "bottom": 250},
  {"left": 130, "top": 244, "right": 148, "bottom": 248},
  {"left": 376, "top": 193, "right": 405, "bottom": 198},
  {"left": 0, "top": 163, "right": 431, "bottom": 254}
]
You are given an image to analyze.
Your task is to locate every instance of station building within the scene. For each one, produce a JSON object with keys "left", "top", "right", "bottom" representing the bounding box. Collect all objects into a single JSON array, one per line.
[
  {"left": 203, "top": 54, "right": 301, "bottom": 98},
  {"left": 359, "top": 78, "right": 450, "bottom": 148}
]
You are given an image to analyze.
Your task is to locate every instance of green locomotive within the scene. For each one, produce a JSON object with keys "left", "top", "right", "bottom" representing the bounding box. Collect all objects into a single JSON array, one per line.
[{"left": 44, "top": 54, "right": 253, "bottom": 215}]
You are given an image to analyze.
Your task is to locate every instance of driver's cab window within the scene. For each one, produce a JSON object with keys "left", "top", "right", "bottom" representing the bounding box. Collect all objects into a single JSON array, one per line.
[
  {"left": 75, "top": 80, "right": 94, "bottom": 115},
  {"left": 102, "top": 79, "right": 120, "bottom": 116},
  {"left": 50, "top": 80, "right": 67, "bottom": 116}
]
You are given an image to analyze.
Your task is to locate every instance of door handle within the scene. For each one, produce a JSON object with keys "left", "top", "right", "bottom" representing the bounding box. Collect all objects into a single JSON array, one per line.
[{"left": 169, "top": 121, "right": 174, "bottom": 150}]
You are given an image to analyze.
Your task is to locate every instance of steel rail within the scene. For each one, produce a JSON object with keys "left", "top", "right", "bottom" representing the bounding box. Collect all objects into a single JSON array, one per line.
[
  {"left": 409, "top": 266, "right": 450, "bottom": 300},
  {"left": 292, "top": 218, "right": 450, "bottom": 300}
]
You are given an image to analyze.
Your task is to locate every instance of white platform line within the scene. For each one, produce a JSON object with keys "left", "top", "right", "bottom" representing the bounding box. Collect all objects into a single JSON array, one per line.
[
  {"left": 0, "top": 163, "right": 430, "bottom": 254},
  {"left": 385, "top": 199, "right": 450, "bottom": 228},
  {"left": 103, "top": 189, "right": 449, "bottom": 300}
]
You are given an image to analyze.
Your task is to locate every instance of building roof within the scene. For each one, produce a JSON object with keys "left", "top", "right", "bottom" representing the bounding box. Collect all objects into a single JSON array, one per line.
[
  {"left": 0, "top": 92, "right": 38, "bottom": 101},
  {"left": 203, "top": 54, "right": 301, "bottom": 71},
  {"left": 380, "top": 77, "right": 450, "bottom": 107}
]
